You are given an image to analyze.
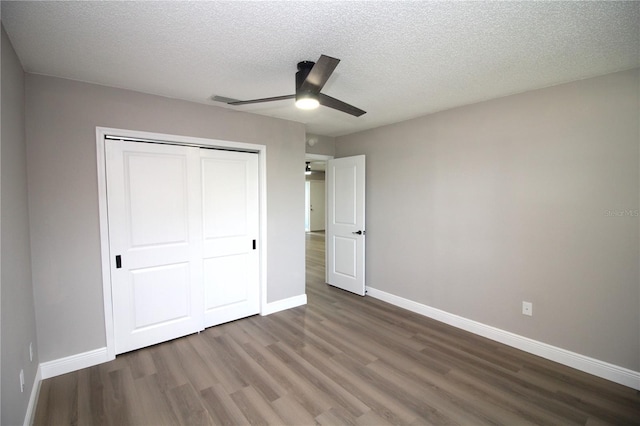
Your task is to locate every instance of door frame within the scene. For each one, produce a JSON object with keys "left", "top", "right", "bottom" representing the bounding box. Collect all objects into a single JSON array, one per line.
[{"left": 96, "top": 127, "right": 268, "bottom": 360}]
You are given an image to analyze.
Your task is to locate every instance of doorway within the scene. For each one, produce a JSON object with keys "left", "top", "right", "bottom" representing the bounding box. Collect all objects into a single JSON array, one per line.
[
  {"left": 304, "top": 154, "right": 332, "bottom": 293},
  {"left": 304, "top": 154, "right": 367, "bottom": 297}
]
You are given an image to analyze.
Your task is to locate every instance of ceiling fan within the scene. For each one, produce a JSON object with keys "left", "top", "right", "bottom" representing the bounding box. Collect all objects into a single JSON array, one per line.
[{"left": 213, "top": 55, "right": 366, "bottom": 117}]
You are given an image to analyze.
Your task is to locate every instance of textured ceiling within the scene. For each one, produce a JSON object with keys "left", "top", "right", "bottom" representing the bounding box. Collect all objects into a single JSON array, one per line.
[{"left": 2, "top": 1, "right": 639, "bottom": 137}]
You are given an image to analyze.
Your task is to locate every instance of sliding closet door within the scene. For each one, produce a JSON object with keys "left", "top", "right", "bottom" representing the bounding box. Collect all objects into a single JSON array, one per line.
[
  {"left": 107, "top": 139, "right": 261, "bottom": 354},
  {"left": 201, "top": 149, "right": 260, "bottom": 327},
  {"left": 106, "top": 140, "right": 204, "bottom": 354}
]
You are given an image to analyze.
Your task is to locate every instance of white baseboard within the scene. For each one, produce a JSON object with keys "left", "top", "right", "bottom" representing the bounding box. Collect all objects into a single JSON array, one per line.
[
  {"left": 23, "top": 365, "right": 42, "bottom": 426},
  {"left": 261, "top": 294, "right": 307, "bottom": 316},
  {"left": 39, "top": 347, "right": 112, "bottom": 380},
  {"left": 366, "top": 287, "right": 640, "bottom": 390},
  {"left": 35, "top": 295, "right": 308, "bottom": 384}
]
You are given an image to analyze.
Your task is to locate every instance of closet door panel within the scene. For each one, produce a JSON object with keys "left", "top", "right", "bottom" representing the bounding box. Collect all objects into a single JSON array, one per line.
[
  {"left": 201, "top": 150, "right": 260, "bottom": 327},
  {"left": 106, "top": 140, "right": 203, "bottom": 354}
]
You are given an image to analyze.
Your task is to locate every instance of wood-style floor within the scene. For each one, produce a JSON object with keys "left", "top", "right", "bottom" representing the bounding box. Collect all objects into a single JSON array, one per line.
[{"left": 33, "top": 232, "right": 640, "bottom": 425}]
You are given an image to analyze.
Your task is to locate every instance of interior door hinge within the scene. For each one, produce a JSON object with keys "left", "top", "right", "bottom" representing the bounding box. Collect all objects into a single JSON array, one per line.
[
  {"left": 252, "top": 239, "right": 257, "bottom": 250},
  {"left": 115, "top": 255, "right": 122, "bottom": 269}
]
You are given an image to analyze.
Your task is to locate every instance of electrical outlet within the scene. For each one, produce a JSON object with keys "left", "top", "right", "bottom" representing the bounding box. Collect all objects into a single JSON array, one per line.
[
  {"left": 522, "top": 301, "right": 533, "bottom": 316},
  {"left": 20, "top": 369, "right": 25, "bottom": 393}
]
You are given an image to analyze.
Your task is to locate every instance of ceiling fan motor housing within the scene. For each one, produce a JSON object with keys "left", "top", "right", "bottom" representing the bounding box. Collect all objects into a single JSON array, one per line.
[{"left": 296, "top": 61, "right": 315, "bottom": 93}]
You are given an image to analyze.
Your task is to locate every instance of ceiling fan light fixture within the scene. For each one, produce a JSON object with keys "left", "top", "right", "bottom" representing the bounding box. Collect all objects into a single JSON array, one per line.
[{"left": 295, "top": 93, "right": 319, "bottom": 110}]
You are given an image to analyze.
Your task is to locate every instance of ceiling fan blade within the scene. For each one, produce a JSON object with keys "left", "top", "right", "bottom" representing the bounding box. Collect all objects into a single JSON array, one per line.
[
  {"left": 211, "top": 95, "right": 241, "bottom": 103},
  {"left": 299, "top": 55, "right": 340, "bottom": 94},
  {"left": 214, "top": 94, "right": 295, "bottom": 106},
  {"left": 229, "top": 94, "right": 295, "bottom": 105},
  {"left": 318, "top": 93, "right": 366, "bottom": 117}
]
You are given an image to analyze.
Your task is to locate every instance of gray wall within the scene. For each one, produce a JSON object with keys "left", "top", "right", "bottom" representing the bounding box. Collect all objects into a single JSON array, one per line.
[
  {"left": 305, "top": 171, "right": 326, "bottom": 182},
  {"left": 25, "top": 74, "right": 306, "bottom": 363},
  {"left": 336, "top": 69, "right": 640, "bottom": 371},
  {"left": 306, "top": 133, "right": 335, "bottom": 156},
  {"left": 1, "top": 25, "right": 39, "bottom": 426},
  {"left": 305, "top": 133, "right": 331, "bottom": 183}
]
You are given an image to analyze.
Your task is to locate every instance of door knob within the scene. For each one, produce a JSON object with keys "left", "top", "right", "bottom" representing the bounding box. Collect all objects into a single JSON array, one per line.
[{"left": 352, "top": 230, "right": 365, "bottom": 235}]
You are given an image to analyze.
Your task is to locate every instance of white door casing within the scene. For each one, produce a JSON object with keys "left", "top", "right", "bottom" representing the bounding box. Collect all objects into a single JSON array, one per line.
[
  {"left": 106, "top": 140, "right": 204, "bottom": 354},
  {"left": 200, "top": 149, "right": 260, "bottom": 327},
  {"left": 326, "top": 155, "right": 366, "bottom": 296}
]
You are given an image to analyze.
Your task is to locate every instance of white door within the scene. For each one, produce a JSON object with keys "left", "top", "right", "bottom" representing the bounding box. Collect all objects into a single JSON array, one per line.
[
  {"left": 200, "top": 149, "right": 260, "bottom": 327},
  {"left": 106, "top": 140, "right": 204, "bottom": 354},
  {"left": 309, "top": 180, "right": 326, "bottom": 231},
  {"left": 305, "top": 181, "right": 311, "bottom": 232},
  {"left": 326, "top": 155, "right": 366, "bottom": 296}
]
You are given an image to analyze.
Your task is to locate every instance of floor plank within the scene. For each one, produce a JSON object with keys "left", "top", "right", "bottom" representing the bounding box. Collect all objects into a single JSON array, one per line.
[{"left": 33, "top": 232, "right": 640, "bottom": 425}]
